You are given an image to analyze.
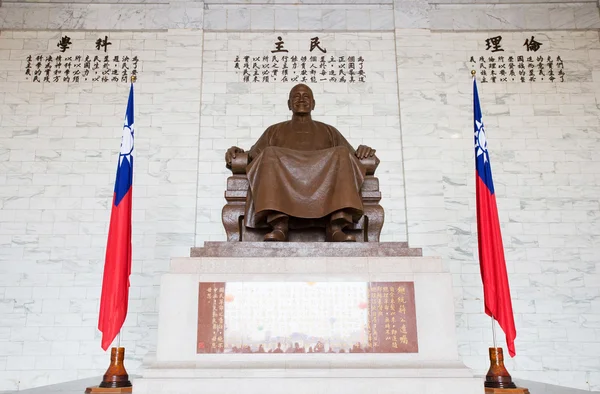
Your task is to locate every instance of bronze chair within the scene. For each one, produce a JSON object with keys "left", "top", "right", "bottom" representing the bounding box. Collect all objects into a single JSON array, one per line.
[{"left": 222, "top": 153, "right": 384, "bottom": 242}]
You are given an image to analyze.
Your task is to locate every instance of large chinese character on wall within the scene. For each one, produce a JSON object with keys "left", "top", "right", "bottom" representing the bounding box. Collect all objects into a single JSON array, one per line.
[
  {"left": 23, "top": 35, "right": 140, "bottom": 83},
  {"left": 470, "top": 35, "right": 565, "bottom": 83},
  {"left": 233, "top": 36, "right": 367, "bottom": 84}
]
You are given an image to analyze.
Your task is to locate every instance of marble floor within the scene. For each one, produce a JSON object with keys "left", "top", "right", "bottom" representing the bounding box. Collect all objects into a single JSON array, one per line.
[
  {"left": 0, "top": 376, "right": 135, "bottom": 394},
  {"left": 1, "top": 376, "right": 598, "bottom": 394},
  {"left": 513, "top": 379, "right": 599, "bottom": 394}
]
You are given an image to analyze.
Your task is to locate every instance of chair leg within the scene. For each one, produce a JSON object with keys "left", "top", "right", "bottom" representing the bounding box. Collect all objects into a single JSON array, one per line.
[
  {"left": 222, "top": 204, "right": 244, "bottom": 242},
  {"left": 363, "top": 204, "right": 384, "bottom": 242}
]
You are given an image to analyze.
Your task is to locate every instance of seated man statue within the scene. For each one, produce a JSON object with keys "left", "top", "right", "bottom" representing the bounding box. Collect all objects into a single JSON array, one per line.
[{"left": 225, "top": 84, "right": 376, "bottom": 242}]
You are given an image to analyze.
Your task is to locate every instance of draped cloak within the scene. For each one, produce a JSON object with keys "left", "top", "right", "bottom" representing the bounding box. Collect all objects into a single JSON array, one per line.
[{"left": 244, "top": 120, "right": 366, "bottom": 228}]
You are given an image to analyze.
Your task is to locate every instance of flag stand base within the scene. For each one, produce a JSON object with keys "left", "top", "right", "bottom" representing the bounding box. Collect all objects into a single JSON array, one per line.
[
  {"left": 85, "top": 387, "right": 132, "bottom": 393},
  {"left": 485, "top": 389, "right": 530, "bottom": 394},
  {"left": 484, "top": 347, "right": 529, "bottom": 393},
  {"left": 85, "top": 347, "right": 132, "bottom": 393}
]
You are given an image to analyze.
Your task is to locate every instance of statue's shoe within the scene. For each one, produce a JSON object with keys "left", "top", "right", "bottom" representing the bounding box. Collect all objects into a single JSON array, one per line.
[
  {"left": 331, "top": 230, "right": 356, "bottom": 242},
  {"left": 264, "top": 229, "right": 287, "bottom": 242}
]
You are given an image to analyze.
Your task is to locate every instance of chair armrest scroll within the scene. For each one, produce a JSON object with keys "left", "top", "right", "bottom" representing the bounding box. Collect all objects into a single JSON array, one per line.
[
  {"left": 229, "top": 152, "right": 249, "bottom": 174},
  {"left": 359, "top": 155, "right": 380, "bottom": 176}
]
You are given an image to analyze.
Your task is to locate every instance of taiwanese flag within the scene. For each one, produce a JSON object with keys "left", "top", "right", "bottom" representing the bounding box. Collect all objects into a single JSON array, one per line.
[
  {"left": 98, "top": 84, "right": 134, "bottom": 351},
  {"left": 473, "top": 78, "right": 516, "bottom": 357}
]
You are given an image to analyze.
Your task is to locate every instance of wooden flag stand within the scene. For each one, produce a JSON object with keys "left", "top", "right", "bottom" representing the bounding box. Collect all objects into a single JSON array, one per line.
[
  {"left": 484, "top": 347, "right": 529, "bottom": 394},
  {"left": 484, "top": 317, "right": 529, "bottom": 394},
  {"left": 85, "top": 347, "right": 132, "bottom": 393}
]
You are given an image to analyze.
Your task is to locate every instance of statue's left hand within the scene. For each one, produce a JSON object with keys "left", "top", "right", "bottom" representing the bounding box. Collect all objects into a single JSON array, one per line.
[{"left": 355, "top": 145, "right": 376, "bottom": 160}]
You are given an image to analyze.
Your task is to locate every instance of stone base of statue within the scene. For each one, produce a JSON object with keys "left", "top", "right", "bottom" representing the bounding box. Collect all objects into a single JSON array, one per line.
[
  {"left": 191, "top": 241, "right": 423, "bottom": 257},
  {"left": 133, "top": 243, "right": 483, "bottom": 394}
]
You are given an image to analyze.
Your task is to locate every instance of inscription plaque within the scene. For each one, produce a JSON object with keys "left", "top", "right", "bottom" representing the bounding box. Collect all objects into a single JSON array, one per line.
[{"left": 197, "top": 281, "right": 418, "bottom": 354}]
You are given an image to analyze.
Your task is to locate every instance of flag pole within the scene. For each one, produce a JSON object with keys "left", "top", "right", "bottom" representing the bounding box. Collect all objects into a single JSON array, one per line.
[
  {"left": 491, "top": 316, "right": 497, "bottom": 349},
  {"left": 472, "top": 69, "right": 522, "bottom": 391},
  {"left": 88, "top": 77, "right": 135, "bottom": 394}
]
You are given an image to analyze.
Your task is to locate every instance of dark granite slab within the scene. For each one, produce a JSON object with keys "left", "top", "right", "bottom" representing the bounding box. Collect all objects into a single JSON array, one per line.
[{"left": 190, "top": 242, "right": 422, "bottom": 258}]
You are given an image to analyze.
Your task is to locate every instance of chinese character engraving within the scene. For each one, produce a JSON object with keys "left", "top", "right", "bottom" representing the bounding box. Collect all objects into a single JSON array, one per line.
[
  {"left": 56, "top": 36, "right": 72, "bottom": 53},
  {"left": 485, "top": 36, "right": 504, "bottom": 53},
  {"left": 271, "top": 36, "right": 288, "bottom": 53},
  {"left": 24, "top": 52, "right": 137, "bottom": 83},
  {"left": 523, "top": 36, "right": 542, "bottom": 52},
  {"left": 132, "top": 56, "right": 139, "bottom": 79},
  {"left": 310, "top": 37, "right": 327, "bottom": 53},
  {"left": 96, "top": 36, "right": 113, "bottom": 52},
  {"left": 25, "top": 55, "right": 32, "bottom": 79},
  {"left": 235, "top": 52, "right": 366, "bottom": 84},
  {"left": 547, "top": 56, "right": 555, "bottom": 82},
  {"left": 469, "top": 51, "right": 564, "bottom": 84},
  {"left": 556, "top": 56, "right": 564, "bottom": 82}
]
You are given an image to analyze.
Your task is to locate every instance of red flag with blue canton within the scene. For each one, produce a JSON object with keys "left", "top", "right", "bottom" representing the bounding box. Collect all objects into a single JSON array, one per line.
[
  {"left": 473, "top": 78, "right": 516, "bottom": 357},
  {"left": 98, "top": 84, "right": 134, "bottom": 351}
]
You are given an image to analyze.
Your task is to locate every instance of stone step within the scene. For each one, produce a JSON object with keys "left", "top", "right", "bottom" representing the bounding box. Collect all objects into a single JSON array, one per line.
[{"left": 190, "top": 242, "right": 422, "bottom": 258}]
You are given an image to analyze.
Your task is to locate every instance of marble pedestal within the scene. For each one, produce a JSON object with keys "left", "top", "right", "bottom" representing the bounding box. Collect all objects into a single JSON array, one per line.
[{"left": 134, "top": 244, "right": 483, "bottom": 394}]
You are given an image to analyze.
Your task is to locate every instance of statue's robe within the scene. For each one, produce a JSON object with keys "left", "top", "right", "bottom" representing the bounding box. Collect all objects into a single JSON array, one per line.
[{"left": 244, "top": 120, "right": 366, "bottom": 228}]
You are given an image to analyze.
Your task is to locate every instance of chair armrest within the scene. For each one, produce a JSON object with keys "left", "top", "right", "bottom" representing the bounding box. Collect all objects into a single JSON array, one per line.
[
  {"left": 228, "top": 152, "right": 249, "bottom": 174},
  {"left": 228, "top": 151, "right": 377, "bottom": 175},
  {"left": 359, "top": 155, "right": 380, "bottom": 176}
]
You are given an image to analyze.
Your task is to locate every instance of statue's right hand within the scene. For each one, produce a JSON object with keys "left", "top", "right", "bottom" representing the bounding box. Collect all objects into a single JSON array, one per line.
[{"left": 225, "top": 146, "right": 244, "bottom": 167}]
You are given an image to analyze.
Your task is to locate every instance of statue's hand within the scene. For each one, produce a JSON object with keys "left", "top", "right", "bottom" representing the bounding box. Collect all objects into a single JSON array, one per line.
[
  {"left": 225, "top": 146, "right": 244, "bottom": 167},
  {"left": 355, "top": 145, "right": 376, "bottom": 160}
]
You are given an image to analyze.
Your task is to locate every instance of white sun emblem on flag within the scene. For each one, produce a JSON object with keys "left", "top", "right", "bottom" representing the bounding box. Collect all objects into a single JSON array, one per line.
[
  {"left": 119, "top": 124, "right": 134, "bottom": 166},
  {"left": 475, "top": 119, "right": 488, "bottom": 163}
]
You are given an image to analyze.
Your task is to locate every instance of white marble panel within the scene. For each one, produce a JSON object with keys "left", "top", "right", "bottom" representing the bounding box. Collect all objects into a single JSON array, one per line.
[
  {"left": 0, "top": 3, "right": 203, "bottom": 30},
  {"left": 574, "top": 4, "right": 600, "bottom": 29},
  {"left": 251, "top": 8, "right": 275, "bottom": 30},
  {"left": 433, "top": 0, "right": 592, "bottom": 2},
  {"left": 428, "top": 3, "right": 599, "bottom": 31},
  {"left": 549, "top": 6, "right": 576, "bottom": 29},
  {"left": 227, "top": 9, "right": 251, "bottom": 30},
  {"left": 204, "top": 0, "right": 393, "bottom": 3},
  {"left": 346, "top": 10, "right": 369, "bottom": 30},
  {"left": 298, "top": 9, "right": 323, "bottom": 30},
  {"left": 370, "top": 9, "right": 394, "bottom": 30},
  {"left": 322, "top": 9, "right": 347, "bottom": 30},
  {"left": 274, "top": 9, "right": 299, "bottom": 31},
  {"left": 10, "top": 0, "right": 170, "bottom": 3},
  {"left": 524, "top": 8, "right": 551, "bottom": 30},
  {"left": 166, "top": 4, "right": 204, "bottom": 29},
  {"left": 394, "top": 1, "right": 429, "bottom": 29},
  {"left": 204, "top": 9, "right": 227, "bottom": 30}
]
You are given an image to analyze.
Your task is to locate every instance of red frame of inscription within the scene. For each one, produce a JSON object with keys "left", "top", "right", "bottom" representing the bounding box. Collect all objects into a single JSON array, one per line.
[
  {"left": 197, "top": 282, "right": 226, "bottom": 353},
  {"left": 367, "top": 282, "right": 418, "bottom": 353}
]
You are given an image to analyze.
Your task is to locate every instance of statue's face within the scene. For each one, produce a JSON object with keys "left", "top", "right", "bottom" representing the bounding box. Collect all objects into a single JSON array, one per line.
[{"left": 288, "top": 85, "right": 315, "bottom": 115}]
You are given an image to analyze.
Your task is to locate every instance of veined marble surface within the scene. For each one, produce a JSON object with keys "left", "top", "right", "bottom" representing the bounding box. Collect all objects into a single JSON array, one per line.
[
  {"left": 0, "top": 1, "right": 598, "bottom": 31},
  {"left": 3, "top": 376, "right": 598, "bottom": 394},
  {"left": 0, "top": 2, "right": 204, "bottom": 30}
]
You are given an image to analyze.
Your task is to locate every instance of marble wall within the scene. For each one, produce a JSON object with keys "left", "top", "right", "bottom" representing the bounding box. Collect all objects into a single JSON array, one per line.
[
  {"left": 430, "top": 30, "right": 600, "bottom": 390},
  {"left": 0, "top": 29, "right": 172, "bottom": 389},
  {"left": 0, "top": 0, "right": 600, "bottom": 392}
]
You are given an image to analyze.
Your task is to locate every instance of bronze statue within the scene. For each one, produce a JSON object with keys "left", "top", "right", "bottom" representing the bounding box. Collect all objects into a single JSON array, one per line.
[{"left": 224, "top": 84, "right": 383, "bottom": 243}]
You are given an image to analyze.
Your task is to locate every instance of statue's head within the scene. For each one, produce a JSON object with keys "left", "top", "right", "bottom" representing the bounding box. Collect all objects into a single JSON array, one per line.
[{"left": 288, "top": 84, "right": 315, "bottom": 115}]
